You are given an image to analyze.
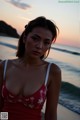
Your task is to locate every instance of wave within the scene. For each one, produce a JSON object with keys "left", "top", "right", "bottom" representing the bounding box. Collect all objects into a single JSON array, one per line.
[
  {"left": 59, "top": 81, "right": 80, "bottom": 114},
  {"left": 0, "top": 41, "right": 17, "bottom": 49},
  {"left": 51, "top": 47, "right": 80, "bottom": 56},
  {"left": 47, "top": 58, "right": 80, "bottom": 76},
  {"left": 0, "top": 41, "right": 80, "bottom": 56}
]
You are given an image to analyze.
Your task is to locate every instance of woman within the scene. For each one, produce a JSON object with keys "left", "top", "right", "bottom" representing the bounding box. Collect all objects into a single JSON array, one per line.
[{"left": 0, "top": 16, "right": 61, "bottom": 120}]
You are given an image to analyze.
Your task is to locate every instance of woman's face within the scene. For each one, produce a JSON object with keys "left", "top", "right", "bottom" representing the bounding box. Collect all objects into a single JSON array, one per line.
[{"left": 23, "top": 27, "right": 53, "bottom": 59}]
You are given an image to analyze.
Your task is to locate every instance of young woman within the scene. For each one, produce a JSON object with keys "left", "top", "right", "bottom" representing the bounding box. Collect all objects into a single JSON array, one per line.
[{"left": 0, "top": 16, "right": 61, "bottom": 120}]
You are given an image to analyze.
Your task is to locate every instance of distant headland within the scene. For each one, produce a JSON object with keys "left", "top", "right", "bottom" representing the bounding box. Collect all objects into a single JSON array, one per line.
[{"left": 0, "top": 20, "right": 20, "bottom": 38}]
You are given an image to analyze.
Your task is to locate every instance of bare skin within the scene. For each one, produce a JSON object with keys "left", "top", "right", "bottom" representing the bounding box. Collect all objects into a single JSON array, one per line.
[
  {"left": 0, "top": 63, "right": 4, "bottom": 110},
  {"left": 0, "top": 27, "right": 61, "bottom": 120}
]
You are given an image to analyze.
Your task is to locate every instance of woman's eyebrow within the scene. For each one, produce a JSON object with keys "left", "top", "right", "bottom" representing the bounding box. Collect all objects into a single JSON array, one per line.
[
  {"left": 33, "top": 34, "right": 51, "bottom": 41},
  {"left": 33, "top": 34, "right": 41, "bottom": 38}
]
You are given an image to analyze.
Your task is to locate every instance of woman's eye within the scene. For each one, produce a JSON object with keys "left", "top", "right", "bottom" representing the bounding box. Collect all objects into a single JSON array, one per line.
[
  {"left": 44, "top": 42, "right": 50, "bottom": 45},
  {"left": 31, "top": 36, "right": 38, "bottom": 41}
]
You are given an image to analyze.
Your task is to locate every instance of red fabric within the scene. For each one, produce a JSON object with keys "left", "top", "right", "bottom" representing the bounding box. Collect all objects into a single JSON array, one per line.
[{"left": 2, "top": 83, "right": 47, "bottom": 120}]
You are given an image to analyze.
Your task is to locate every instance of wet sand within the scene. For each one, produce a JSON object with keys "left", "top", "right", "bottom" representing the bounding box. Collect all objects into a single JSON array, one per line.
[
  {"left": 57, "top": 104, "right": 80, "bottom": 120},
  {"left": 42, "top": 104, "right": 80, "bottom": 120}
]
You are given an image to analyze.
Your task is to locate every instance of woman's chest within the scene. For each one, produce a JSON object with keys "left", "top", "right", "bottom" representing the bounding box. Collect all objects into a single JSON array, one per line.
[
  {"left": 2, "top": 82, "right": 47, "bottom": 109},
  {"left": 5, "top": 66, "right": 46, "bottom": 97}
]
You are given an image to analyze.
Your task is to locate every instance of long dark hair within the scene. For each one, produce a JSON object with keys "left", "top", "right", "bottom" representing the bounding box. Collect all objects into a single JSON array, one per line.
[{"left": 16, "top": 16, "right": 59, "bottom": 59}]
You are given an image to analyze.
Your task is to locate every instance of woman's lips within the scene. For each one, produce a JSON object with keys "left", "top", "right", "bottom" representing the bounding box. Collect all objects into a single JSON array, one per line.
[{"left": 32, "top": 51, "right": 41, "bottom": 55}]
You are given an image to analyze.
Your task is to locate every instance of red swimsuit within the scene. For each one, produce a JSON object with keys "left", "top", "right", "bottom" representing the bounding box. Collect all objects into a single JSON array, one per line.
[{"left": 2, "top": 60, "right": 51, "bottom": 120}]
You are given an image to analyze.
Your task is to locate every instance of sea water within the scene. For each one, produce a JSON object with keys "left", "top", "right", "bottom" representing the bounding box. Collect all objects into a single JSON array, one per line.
[{"left": 0, "top": 36, "right": 80, "bottom": 114}]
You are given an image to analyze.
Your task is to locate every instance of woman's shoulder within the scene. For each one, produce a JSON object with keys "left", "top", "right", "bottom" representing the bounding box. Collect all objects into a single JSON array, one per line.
[
  {"left": 0, "top": 60, "right": 3, "bottom": 71},
  {"left": 49, "top": 62, "right": 61, "bottom": 81},
  {"left": 44, "top": 61, "right": 61, "bottom": 74},
  {"left": 49, "top": 62, "right": 61, "bottom": 73},
  {"left": 0, "top": 58, "right": 17, "bottom": 63},
  {"left": 0, "top": 59, "right": 6, "bottom": 69},
  {"left": 0, "top": 59, "right": 19, "bottom": 69},
  {"left": 0, "top": 60, "right": 6, "bottom": 78}
]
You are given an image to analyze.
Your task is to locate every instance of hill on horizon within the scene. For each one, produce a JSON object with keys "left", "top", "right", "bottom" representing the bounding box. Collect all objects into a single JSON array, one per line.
[{"left": 0, "top": 20, "right": 19, "bottom": 38}]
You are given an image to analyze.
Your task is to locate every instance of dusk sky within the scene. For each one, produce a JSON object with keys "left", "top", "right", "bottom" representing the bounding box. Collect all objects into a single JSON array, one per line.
[{"left": 0, "top": 0, "right": 80, "bottom": 47}]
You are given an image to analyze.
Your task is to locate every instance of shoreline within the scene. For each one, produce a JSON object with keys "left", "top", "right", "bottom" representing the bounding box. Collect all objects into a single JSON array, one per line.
[{"left": 41, "top": 104, "right": 80, "bottom": 120}]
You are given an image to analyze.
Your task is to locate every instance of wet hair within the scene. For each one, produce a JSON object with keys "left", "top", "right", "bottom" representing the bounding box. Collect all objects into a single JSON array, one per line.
[{"left": 16, "top": 16, "right": 59, "bottom": 59}]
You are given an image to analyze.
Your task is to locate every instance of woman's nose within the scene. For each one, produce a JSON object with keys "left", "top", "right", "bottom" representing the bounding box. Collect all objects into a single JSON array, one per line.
[{"left": 36, "top": 41, "right": 43, "bottom": 49}]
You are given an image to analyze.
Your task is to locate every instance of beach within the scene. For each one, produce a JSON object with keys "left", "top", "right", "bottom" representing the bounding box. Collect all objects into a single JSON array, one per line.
[
  {"left": 41, "top": 104, "right": 80, "bottom": 120},
  {"left": 0, "top": 36, "right": 80, "bottom": 119},
  {"left": 41, "top": 101, "right": 80, "bottom": 120},
  {"left": 57, "top": 104, "right": 80, "bottom": 120}
]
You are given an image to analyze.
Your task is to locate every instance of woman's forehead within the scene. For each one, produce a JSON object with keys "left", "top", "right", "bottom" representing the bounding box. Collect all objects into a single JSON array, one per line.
[{"left": 30, "top": 27, "right": 53, "bottom": 39}]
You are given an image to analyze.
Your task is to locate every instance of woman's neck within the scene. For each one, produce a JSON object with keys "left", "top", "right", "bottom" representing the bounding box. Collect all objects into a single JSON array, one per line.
[{"left": 19, "top": 56, "right": 43, "bottom": 66}]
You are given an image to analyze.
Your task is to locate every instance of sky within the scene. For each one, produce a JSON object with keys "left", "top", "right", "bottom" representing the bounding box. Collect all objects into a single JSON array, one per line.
[{"left": 0, "top": 0, "right": 80, "bottom": 47}]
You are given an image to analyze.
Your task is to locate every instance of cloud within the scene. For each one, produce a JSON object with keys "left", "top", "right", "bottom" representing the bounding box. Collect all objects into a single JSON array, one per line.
[{"left": 5, "top": 0, "right": 31, "bottom": 10}]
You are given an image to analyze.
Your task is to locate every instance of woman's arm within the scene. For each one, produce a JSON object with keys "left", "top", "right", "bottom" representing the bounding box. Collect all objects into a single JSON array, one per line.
[
  {"left": 45, "top": 64, "right": 61, "bottom": 120},
  {"left": 0, "top": 61, "right": 4, "bottom": 111}
]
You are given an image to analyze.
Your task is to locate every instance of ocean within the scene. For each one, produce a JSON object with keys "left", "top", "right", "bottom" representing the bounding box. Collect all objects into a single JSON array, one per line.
[{"left": 0, "top": 36, "right": 80, "bottom": 114}]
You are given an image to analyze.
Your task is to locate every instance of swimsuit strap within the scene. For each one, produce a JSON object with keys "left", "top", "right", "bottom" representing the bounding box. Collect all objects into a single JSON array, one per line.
[
  {"left": 45, "top": 63, "right": 52, "bottom": 86},
  {"left": 4, "top": 60, "right": 8, "bottom": 80}
]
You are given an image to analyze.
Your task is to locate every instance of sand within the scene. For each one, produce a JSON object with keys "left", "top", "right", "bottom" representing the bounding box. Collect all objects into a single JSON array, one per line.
[
  {"left": 57, "top": 104, "right": 80, "bottom": 120},
  {"left": 41, "top": 104, "right": 80, "bottom": 120}
]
